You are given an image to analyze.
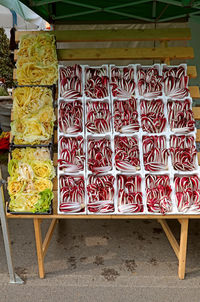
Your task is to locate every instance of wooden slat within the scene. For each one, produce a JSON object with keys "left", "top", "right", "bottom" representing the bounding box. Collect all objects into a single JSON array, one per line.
[
  {"left": 54, "top": 131, "right": 57, "bottom": 144},
  {"left": 53, "top": 153, "right": 57, "bottom": 166},
  {"left": 198, "top": 153, "right": 200, "bottom": 165},
  {"left": 196, "top": 129, "right": 200, "bottom": 142},
  {"left": 53, "top": 177, "right": 57, "bottom": 191},
  {"left": 13, "top": 69, "right": 16, "bottom": 80},
  {"left": 62, "top": 47, "right": 196, "bottom": 61},
  {"left": 189, "top": 86, "right": 200, "bottom": 99},
  {"left": 6, "top": 212, "right": 200, "bottom": 219},
  {"left": 14, "top": 51, "right": 17, "bottom": 62},
  {"left": 14, "top": 47, "right": 194, "bottom": 62},
  {"left": 15, "top": 28, "right": 191, "bottom": 43},
  {"left": 193, "top": 107, "right": 200, "bottom": 120},
  {"left": 187, "top": 66, "right": 197, "bottom": 79},
  {"left": 57, "top": 47, "right": 194, "bottom": 61}
]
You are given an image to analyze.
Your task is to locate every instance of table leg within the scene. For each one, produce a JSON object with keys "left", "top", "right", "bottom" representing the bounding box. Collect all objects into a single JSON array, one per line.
[
  {"left": 178, "top": 218, "right": 189, "bottom": 280},
  {"left": 34, "top": 218, "right": 45, "bottom": 279}
]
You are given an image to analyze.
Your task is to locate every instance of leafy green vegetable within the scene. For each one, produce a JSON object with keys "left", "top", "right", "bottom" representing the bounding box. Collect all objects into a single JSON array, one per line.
[
  {"left": 34, "top": 189, "right": 53, "bottom": 213},
  {"left": 8, "top": 159, "right": 18, "bottom": 177},
  {"left": 9, "top": 189, "right": 53, "bottom": 213}
]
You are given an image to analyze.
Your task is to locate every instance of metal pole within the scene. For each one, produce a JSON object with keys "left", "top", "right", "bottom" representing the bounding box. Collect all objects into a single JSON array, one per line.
[{"left": 0, "top": 178, "right": 23, "bottom": 284}]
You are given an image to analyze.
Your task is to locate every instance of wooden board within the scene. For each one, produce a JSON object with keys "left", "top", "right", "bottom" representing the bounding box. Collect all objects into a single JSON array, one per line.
[
  {"left": 196, "top": 129, "right": 200, "bottom": 142},
  {"left": 6, "top": 212, "right": 200, "bottom": 219},
  {"left": 193, "top": 107, "right": 200, "bottom": 119},
  {"left": 15, "top": 28, "right": 191, "bottom": 43},
  {"left": 189, "top": 86, "right": 200, "bottom": 99},
  {"left": 58, "top": 47, "right": 194, "bottom": 61},
  {"left": 187, "top": 66, "right": 197, "bottom": 79},
  {"left": 14, "top": 47, "right": 194, "bottom": 62}
]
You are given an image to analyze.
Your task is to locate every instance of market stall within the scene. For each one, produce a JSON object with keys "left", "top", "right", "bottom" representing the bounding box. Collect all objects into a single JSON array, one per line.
[
  {"left": 1, "top": 0, "right": 200, "bottom": 284},
  {"left": 0, "top": 24, "right": 198, "bottom": 282}
]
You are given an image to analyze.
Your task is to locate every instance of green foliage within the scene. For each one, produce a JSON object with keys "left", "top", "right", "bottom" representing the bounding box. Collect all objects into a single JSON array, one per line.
[
  {"left": 0, "top": 28, "right": 14, "bottom": 88},
  {"left": 0, "top": 86, "right": 8, "bottom": 96}
]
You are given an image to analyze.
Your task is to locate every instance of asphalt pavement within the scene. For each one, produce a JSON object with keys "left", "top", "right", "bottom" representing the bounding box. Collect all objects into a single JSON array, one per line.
[{"left": 1, "top": 218, "right": 200, "bottom": 302}]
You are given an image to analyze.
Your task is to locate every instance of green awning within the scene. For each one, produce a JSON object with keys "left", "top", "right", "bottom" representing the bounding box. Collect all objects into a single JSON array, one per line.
[{"left": 19, "top": 0, "right": 200, "bottom": 24}]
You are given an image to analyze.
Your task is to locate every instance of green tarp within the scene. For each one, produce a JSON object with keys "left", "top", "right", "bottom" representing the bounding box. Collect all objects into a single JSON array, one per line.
[{"left": 18, "top": 0, "right": 200, "bottom": 23}]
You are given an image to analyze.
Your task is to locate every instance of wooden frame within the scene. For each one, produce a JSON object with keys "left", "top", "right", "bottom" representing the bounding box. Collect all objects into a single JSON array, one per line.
[
  {"left": 7, "top": 27, "right": 200, "bottom": 280},
  {"left": 32, "top": 216, "right": 188, "bottom": 279}
]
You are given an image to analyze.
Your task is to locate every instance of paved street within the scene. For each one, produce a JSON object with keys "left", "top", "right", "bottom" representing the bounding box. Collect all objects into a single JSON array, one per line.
[{"left": 1, "top": 219, "right": 200, "bottom": 301}]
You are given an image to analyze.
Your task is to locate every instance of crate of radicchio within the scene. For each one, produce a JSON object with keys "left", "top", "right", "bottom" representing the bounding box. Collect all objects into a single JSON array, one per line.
[{"left": 57, "top": 63, "right": 200, "bottom": 216}]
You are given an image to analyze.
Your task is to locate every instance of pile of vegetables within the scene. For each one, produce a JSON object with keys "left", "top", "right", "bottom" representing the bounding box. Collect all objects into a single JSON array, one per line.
[
  {"left": 11, "top": 87, "right": 55, "bottom": 144},
  {"left": 8, "top": 147, "right": 55, "bottom": 213},
  {"left": 16, "top": 33, "right": 58, "bottom": 85}
]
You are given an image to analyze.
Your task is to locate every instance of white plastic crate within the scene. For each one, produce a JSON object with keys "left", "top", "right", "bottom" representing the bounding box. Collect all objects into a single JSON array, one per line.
[{"left": 57, "top": 63, "right": 200, "bottom": 215}]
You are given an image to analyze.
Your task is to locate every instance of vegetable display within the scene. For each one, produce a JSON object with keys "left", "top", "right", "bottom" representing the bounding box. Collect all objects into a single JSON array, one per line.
[
  {"left": 140, "top": 99, "right": 166, "bottom": 133},
  {"left": 59, "top": 100, "right": 83, "bottom": 134},
  {"left": 146, "top": 175, "right": 172, "bottom": 214},
  {"left": 175, "top": 175, "right": 200, "bottom": 213},
  {"left": 170, "top": 135, "right": 197, "bottom": 171},
  {"left": 86, "top": 101, "right": 111, "bottom": 134},
  {"left": 113, "top": 98, "right": 139, "bottom": 133},
  {"left": 162, "top": 66, "right": 189, "bottom": 98},
  {"left": 13, "top": 87, "right": 53, "bottom": 119},
  {"left": 57, "top": 63, "right": 200, "bottom": 215},
  {"left": 137, "top": 66, "right": 162, "bottom": 98},
  {"left": 12, "top": 87, "right": 55, "bottom": 145},
  {"left": 9, "top": 33, "right": 56, "bottom": 214},
  {"left": 85, "top": 67, "right": 109, "bottom": 98},
  {"left": 87, "top": 175, "right": 115, "bottom": 213},
  {"left": 118, "top": 175, "right": 143, "bottom": 213},
  {"left": 59, "top": 65, "right": 82, "bottom": 98},
  {"left": 167, "top": 99, "right": 195, "bottom": 133},
  {"left": 143, "top": 136, "right": 168, "bottom": 171},
  {"left": 8, "top": 148, "right": 55, "bottom": 213},
  {"left": 87, "top": 138, "right": 112, "bottom": 174},
  {"left": 114, "top": 136, "right": 140, "bottom": 172},
  {"left": 58, "top": 136, "right": 85, "bottom": 173},
  {"left": 17, "top": 33, "right": 58, "bottom": 85},
  {"left": 59, "top": 175, "right": 85, "bottom": 213},
  {"left": 110, "top": 66, "right": 135, "bottom": 98}
]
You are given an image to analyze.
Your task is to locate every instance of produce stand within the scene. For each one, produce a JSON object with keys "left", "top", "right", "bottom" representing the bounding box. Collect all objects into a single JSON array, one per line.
[{"left": 5, "top": 27, "right": 200, "bottom": 281}]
